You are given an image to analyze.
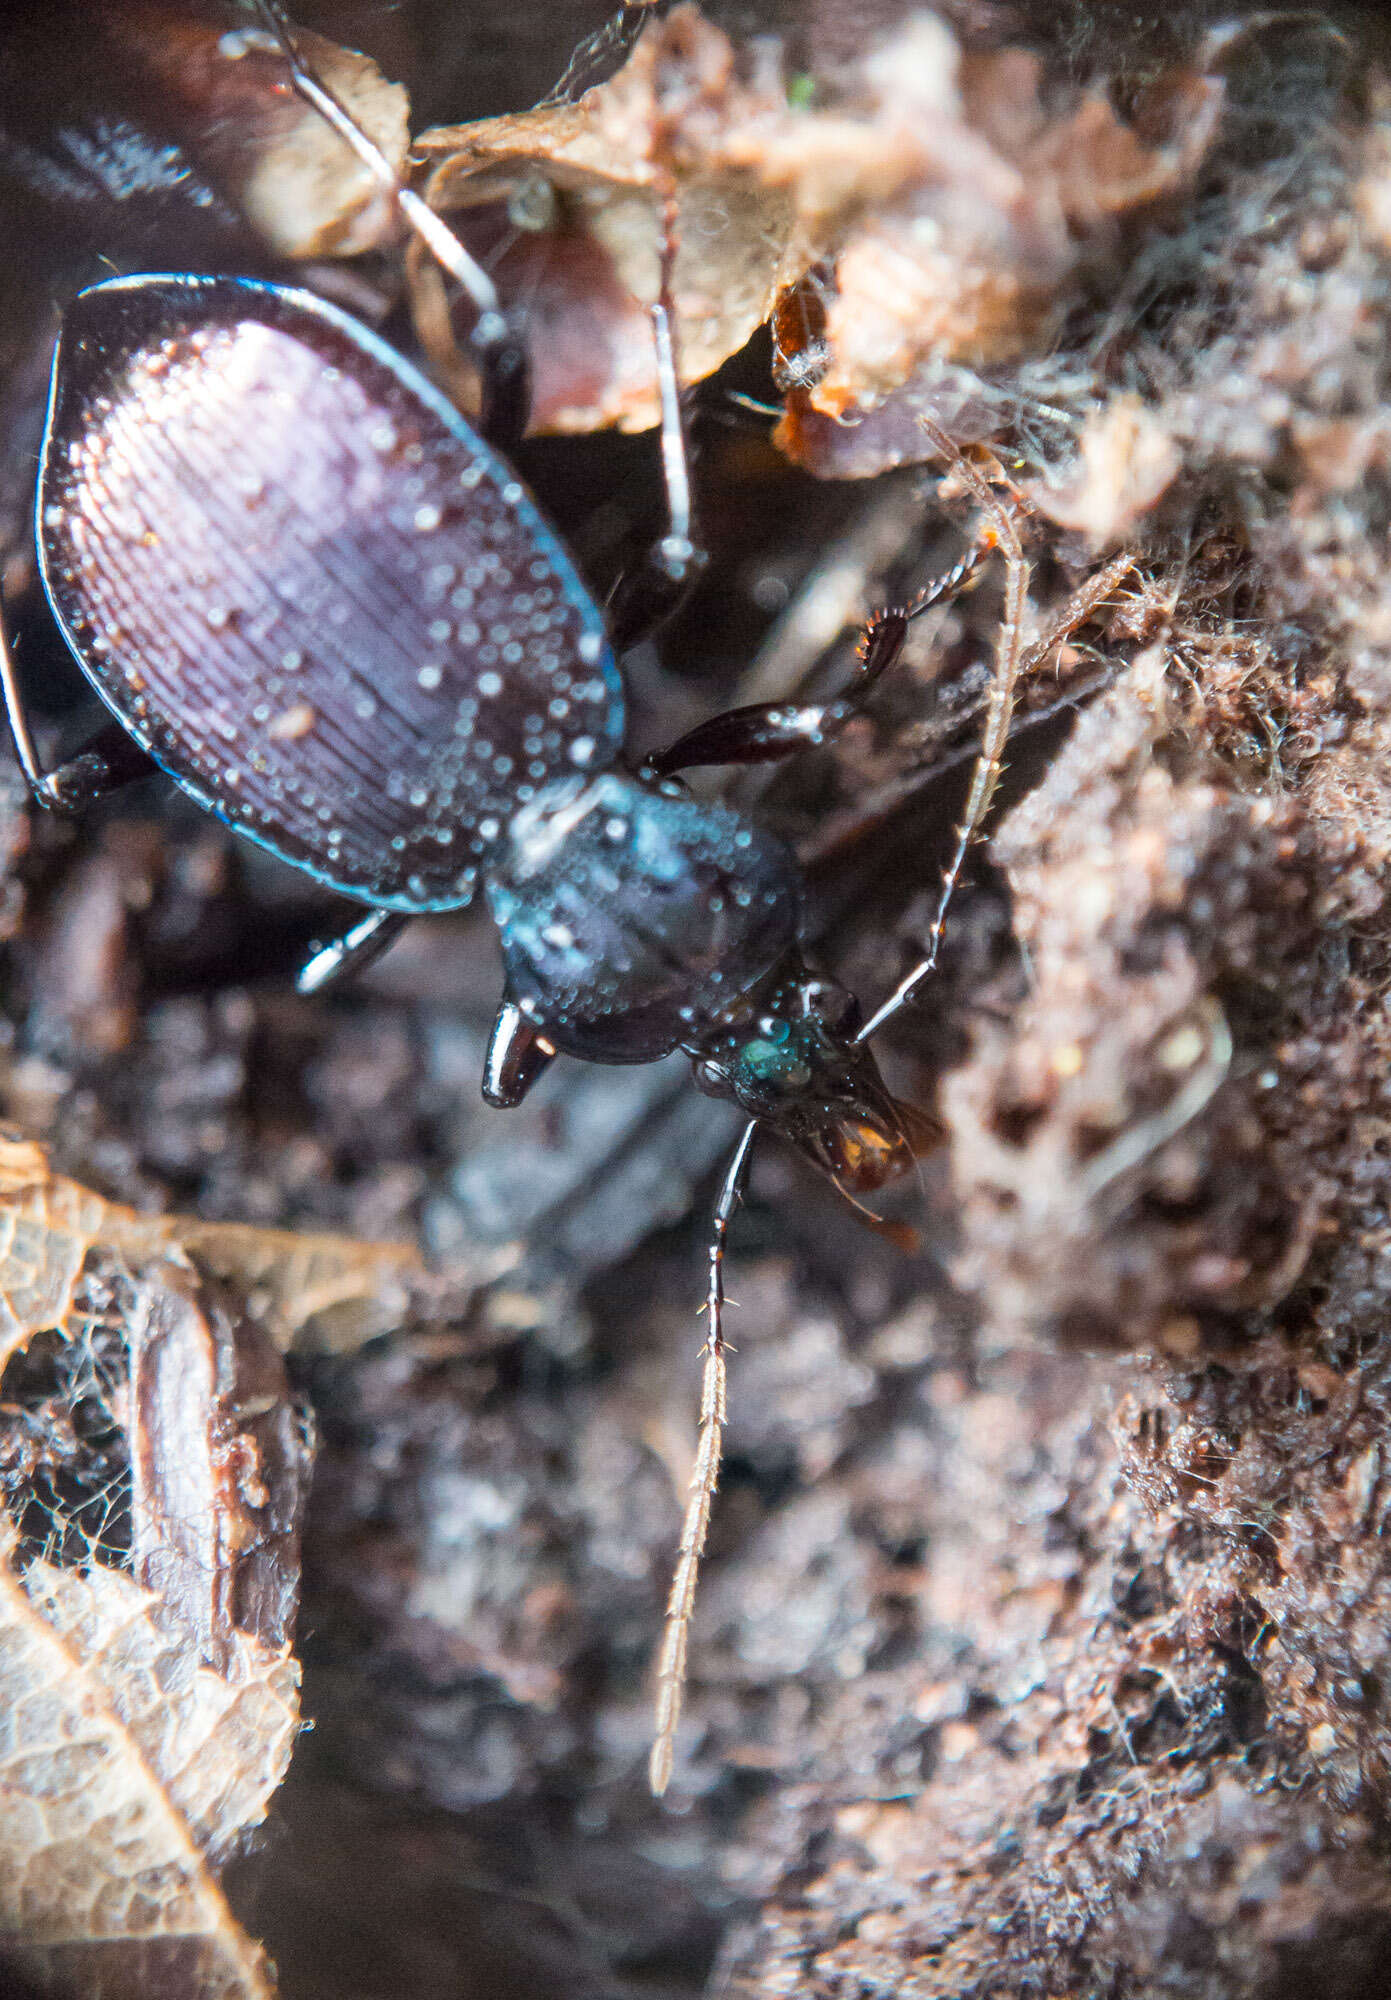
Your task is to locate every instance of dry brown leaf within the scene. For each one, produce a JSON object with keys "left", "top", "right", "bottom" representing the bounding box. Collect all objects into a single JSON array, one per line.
[
  {"left": 407, "top": 5, "right": 1220, "bottom": 449},
  {"left": 0, "top": 1131, "right": 419, "bottom": 1366},
  {"left": 0, "top": 1530, "right": 285, "bottom": 2000},
  {"left": 174, "top": 1217, "right": 418, "bottom": 1355},
  {"left": 17, "top": 1553, "right": 299, "bottom": 1861},
  {"left": 94, "top": 3, "right": 411, "bottom": 260},
  {"left": 0, "top": 1131, "right": 369, "bottom": 1997},
  {"left": 412, "top": 5, "right": 1025, "bottom": 431},
  {"left": 412, "top": 4, "right": 802, "bottom": 430}
]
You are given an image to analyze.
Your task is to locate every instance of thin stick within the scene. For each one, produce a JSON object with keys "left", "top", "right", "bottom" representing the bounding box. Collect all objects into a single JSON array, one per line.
[
  {"left": 857, "top": 417, "right": 1029, "bottom": 1043},
  {"left": 650, "top": 1117, "right": 756, "bottom": 1796}
]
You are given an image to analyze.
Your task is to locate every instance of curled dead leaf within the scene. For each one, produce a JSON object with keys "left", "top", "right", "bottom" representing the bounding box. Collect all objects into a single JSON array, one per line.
[
  {"left": 0, "top": 1134, "right": 422, "bottom": 1997},
  {"left": 0, "top": 1531, "right": 285, "bottom": 2000},
  {"left": 103, "top": 2, "right": 410, "bottom": 259},
  {"left": 412, "top": 4, "right": 802, "bottom": 430},
  {"left": 0, "top": 4, "right": 409, "bottom": 270}
]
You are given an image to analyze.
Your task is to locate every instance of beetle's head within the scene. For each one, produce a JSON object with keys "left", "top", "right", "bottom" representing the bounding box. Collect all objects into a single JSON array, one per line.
[{"left": 688, "top": 961, "right": 937, "bottom": 1197}]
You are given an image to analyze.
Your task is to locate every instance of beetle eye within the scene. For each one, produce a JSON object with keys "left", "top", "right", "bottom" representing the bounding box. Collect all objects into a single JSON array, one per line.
[{"left": 693, "top": 1058, "right": 733, "bottom": 1100}]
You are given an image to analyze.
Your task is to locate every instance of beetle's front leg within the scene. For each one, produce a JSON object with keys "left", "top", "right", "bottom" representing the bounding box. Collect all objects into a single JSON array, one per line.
[
  {"left": 642, "top": 539, "right": 994, "bottom": 779},
  {"left": 642, "top": 606, "right": 913, "bottom": 778}
]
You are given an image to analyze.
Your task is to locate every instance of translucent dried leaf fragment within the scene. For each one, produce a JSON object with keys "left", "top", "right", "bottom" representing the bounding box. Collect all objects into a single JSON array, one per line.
[
  {"left": 0, "top": 1132, "right": 418, "bottom": 1366},
  {"left": 0, "top": 1533, "right": 285, "bottom": 2000},
  {"left": 16, "top": 1552, "right": 299, "bottom": 1862},
  {"left": 413, "top": 3, "right": 1015, "bottom": 432}
]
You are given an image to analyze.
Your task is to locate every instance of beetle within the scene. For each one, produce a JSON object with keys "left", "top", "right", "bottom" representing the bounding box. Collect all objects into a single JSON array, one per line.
[{"left": 0, "top": 3, "right": 1118, "bottom": 1791}]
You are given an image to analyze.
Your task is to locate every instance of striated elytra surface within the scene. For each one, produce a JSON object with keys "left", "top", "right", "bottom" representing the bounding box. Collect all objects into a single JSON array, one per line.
[{"left": 38, "top": 274, "right": 621, "bottom": 909}]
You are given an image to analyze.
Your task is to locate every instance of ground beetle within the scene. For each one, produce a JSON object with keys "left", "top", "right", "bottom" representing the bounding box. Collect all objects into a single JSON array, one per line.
[{"left": 0, "top": 3, "right": 1124, "bottom": 1791}]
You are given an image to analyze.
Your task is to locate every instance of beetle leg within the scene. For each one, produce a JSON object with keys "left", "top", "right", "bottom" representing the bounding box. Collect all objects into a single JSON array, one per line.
[
  {"left": 482, "top": 1000, "right": 557, "bottom": 1107},
  {"left": 606, "top": 191, "right": 709, "bottom": 651},
  {"left": 642, "top": 540, "right": 991, "bottom": 778},
  {"left": 857, "top": 419, "right": 1031, "bottom": 1043},
  {"left": 14, "top": 724, "right": 155, "bottom": 812},
  {"left": 0, "top": 608, "right": 156, "bottom": 807},
  {"left": 296, "top": 908, "right": 409, "bottom": 995},
  {"left": 857, "top": 552, "right": 1137, "bottom": 1042},
  {"left": 254, "top": 0, "right": 531, "bottom": 447}
]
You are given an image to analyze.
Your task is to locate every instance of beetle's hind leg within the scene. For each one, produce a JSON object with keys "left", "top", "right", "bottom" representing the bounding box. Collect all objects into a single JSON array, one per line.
[
  {"left": 253, "top": 0, "right": 531, "bottom": 448},
  {"left": 0, "top": 605, "right": 155, "bottom": 811}
]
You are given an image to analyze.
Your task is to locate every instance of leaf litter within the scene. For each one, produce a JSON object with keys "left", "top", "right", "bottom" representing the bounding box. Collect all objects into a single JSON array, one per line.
[{"left": 0, "top": 1133, "right": 419, "bottom": 1999}]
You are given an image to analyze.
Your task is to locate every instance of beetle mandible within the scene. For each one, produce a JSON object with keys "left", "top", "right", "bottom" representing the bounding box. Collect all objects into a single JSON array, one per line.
[{"left": 0, "top": 2, "right": 1122, "bottom": 1792}]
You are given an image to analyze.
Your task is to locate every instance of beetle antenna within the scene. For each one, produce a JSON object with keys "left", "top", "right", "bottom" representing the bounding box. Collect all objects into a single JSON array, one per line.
[
  {"left": 252, "top": 0, "right": 530, "bottom": 442},
  {"left": 650, "top": 1117, "right": 757, "bottom": 1795},
  {"left": 856, "top": 419, "right": 1029, "bottom": 1044},
  {"left": 899, "top": 534, "right": 993, "bottom": 628}
]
